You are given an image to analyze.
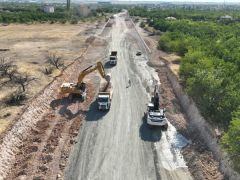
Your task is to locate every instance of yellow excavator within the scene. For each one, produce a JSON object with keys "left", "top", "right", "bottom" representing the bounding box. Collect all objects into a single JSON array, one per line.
[{"left": 60, "top": 61, "right": 110, "bottom": 100}]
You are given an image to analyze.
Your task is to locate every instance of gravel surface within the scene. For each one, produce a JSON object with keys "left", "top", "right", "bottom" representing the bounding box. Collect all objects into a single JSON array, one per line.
[{"left": 65, "top": 13, "right": 192, "bottom": 180}]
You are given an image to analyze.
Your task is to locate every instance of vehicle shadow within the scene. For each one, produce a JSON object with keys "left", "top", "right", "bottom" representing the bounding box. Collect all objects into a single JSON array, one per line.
[
  {"left": 50, "top": 96, "right": 83, "bottom": 110},
  {"left": 50, "top": 96, "right": 84, "bottom": 120},
  {"left": 139, "top": 116, "right": 162, "bottom": 142},
  {"left": 104, "top": 61, "right": 114, "bottom": 69},
  {"left": 85, "top": 100, "right": 108, "bottom": 121}
]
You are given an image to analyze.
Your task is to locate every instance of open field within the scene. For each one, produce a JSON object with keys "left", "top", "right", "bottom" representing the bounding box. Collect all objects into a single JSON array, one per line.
[{"left": 0, "top": 21, "right": 104, "bottom": 134}]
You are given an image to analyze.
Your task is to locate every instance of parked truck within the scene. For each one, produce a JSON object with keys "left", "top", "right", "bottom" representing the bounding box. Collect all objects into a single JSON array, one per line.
[
  {"left": 97, "top": 76, "right": 113, "bottom": 110},
  {"left": 109, "top": 51, "right": 118, "bottom": 65}
]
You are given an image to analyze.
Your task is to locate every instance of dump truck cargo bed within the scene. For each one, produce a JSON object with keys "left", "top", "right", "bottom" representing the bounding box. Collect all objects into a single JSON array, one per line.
[{"left": 97, "top": 80, "right": 113, "bottom": 110}]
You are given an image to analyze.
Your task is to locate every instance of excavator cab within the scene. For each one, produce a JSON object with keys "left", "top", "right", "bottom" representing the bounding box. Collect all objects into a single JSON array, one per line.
[
  {"left": 76, "top": 82, "right": 86, "bottom": 91},
  {"left": 60, "top": 61, "right": 109, "bottom": 100}
]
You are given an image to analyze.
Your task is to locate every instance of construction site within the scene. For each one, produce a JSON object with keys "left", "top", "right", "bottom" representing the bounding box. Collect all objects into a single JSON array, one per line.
[{"left": 0, "top": 8, "right": 238, "bottom": 180}]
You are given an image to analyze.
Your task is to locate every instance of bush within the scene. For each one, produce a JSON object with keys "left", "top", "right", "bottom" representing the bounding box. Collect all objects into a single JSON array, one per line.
[
  {"left": 4, "top": 91, "right": 26, "bottom": 106},
  {"left": 222, "top": 109, "right": 240, "bottom": 171},
  {"left": 60, "top": 19, "right": 67, "bottom": 24},
  {"left": 42, "top": 66, "right": 54, "bottom": 75},
  {"left": 140, "top": 21, "right": 146, "bottom": 28},
  {"left": 70, "top": 18, "right": 78, "bottom": 24}
]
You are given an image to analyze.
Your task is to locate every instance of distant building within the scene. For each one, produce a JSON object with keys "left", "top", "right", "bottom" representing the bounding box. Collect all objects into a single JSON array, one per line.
[
  {"left": 79, "top": 4, "right": 91, "bottom": 17},
  {"left": 220, "top": 15, "right": 233, "bottom": 20},
  {"left": 165, "top": 17, "right": 177, "bottom": 20},
  {"left": 98, "top": 1, "right": 111, "bottom": 5},
  {"left": 43, "top": 5, "right": 54, "bottom": 13}
]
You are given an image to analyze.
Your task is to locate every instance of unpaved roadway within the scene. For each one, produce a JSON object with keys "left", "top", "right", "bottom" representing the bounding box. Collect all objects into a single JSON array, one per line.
[{"left": 65, "top": 13, "right": 192, "bottom": 180}]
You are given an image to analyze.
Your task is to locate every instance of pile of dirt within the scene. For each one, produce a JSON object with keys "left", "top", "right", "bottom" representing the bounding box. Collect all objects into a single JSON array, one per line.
[
  {"left": 85, "top": 36, "right": 107, "bottom": 46},
  {"left": 182, "top": 142, "right": 223, "bottom": 180},
  {"left": 85, "top": 36, "right": 95, "bottom": 44},
  {"left": 105, "top": 20, "right": 114, "bottom": 27},
  {"left": 125, "top": 21, "right": 134, "bottom": 29}
]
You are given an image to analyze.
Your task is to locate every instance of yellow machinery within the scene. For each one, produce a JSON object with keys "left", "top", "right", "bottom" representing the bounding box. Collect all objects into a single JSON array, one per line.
[{"left": 60, "top": 61, "right": 109, "bottom": 100}]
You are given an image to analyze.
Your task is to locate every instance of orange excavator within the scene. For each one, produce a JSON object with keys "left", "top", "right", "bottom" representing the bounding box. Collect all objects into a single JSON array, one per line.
[{"left": 60, "top": 61, "right": 110, "bottom": 100}]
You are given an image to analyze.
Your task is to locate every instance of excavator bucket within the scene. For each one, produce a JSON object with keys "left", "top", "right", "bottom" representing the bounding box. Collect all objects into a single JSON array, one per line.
[{"left": 105, "top": 73, "right": 111, "bottom": 82}]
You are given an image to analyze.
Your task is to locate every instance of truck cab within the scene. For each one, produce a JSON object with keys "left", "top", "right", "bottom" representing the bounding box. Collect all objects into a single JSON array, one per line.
[
  {"left": 60, "top": 82, "right": 86, "bottom": 100},
  {"left": 146, "top": 103, "right": 168, "bottom": 128},
  {"left": 97, "top": 93, "right": 111, "bottom": 110}
]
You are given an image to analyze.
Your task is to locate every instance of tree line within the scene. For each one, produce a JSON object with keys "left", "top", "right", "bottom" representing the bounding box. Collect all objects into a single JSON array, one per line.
[
  {"left": 0, "top": 3, "right": 99, "bottom": 24},
  {"left": 129, "top": 7, "right": 240, "bottom": 171}
]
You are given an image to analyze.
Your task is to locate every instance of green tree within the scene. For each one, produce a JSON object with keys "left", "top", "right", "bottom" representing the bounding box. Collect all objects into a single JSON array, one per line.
[{"left": 222, "top": 108, "right": 240, "bottom": 171}]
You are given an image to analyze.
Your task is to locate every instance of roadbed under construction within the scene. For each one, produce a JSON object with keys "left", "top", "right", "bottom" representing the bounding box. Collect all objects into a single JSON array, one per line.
[{"left": 0, "top": 12, "right": 227, "bottom": 180}]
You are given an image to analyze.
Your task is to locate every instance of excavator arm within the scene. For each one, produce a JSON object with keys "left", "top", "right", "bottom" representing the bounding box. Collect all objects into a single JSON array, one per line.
[
  {"left": 77, "top": 61, "right": 106, "bottom": 85},
  {"left": 60, "top": 61, "right": 109, "bottom": 98},
  {"left": 152, "top": 84, "right": 159, "bottom": 110}
]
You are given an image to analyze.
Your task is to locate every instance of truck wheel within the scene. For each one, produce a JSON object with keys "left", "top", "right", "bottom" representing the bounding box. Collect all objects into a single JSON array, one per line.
[
  {"left": 81, "top": 94, "right": 86, "bottom": 101},
  {"left": 143, "top": 112, "right": 147, "bottom": 120},
  {"left": 162, "top": 124, "right": 168, "bottom": 131},
  {"left": 69, "top": 94, "right": 73, "bottom": 100}
]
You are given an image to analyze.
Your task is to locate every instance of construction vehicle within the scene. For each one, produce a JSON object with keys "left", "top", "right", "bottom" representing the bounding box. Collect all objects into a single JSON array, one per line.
[
  {"left": 146, "top": 85, "right": 168, "bottom": 129},
  {"left": 60, "top": 62, "right": 110, "bottom": 100},
  {"left": 109, "top": 51, "right": 118, "bottom": 65},
  {"left": 97, "top": 77, "right": 113, "bottom": 110},
  {"left": 136, "top": 51, "right": 142, "bottom": 56}
]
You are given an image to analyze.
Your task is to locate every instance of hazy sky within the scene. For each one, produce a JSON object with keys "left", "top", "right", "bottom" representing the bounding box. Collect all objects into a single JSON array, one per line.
[
  {"left": 2, "top": 0, "right": 240, "bottom": 3},
  {"left": 96, "top": 0, "right": 240, "bottom": 2},
  {"left": 75, "top": 0, "right": 240, "bottom": 3}
]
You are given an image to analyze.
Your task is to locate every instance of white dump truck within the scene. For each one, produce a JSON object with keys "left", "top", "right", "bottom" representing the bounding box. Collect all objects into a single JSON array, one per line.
[
  {"left": 146, "top": 103, "right": 168, "bottom": 128},
  {"left": 109, "top": 51, "right": 118, "bottom": 65},
  {"left": 97, "top": 74, "right": 113, "bottom": 110}
]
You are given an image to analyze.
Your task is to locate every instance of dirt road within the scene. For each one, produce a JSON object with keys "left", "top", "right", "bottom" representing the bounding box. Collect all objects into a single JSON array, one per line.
[{"left": 65, "top": 13, "right": 192, "bottom": 180}]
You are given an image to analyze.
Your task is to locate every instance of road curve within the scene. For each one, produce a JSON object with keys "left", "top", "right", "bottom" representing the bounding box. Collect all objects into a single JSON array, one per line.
[{"left": 65, "top": 13, "right": 192, "bottom": 180}]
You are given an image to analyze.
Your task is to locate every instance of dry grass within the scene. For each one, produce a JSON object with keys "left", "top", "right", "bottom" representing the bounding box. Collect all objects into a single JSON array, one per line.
[
  {"left": 160, "top": 54, "right": 181, "bottom": 76},
  {"left": 0, "top": 23, "right": 92, "bottom": 64},
  {"left": 0, "top": 106, "right": 21, "bottom": 133},
  {"left": 0, "top": 22, "right": 98, "bottom": 134}
]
